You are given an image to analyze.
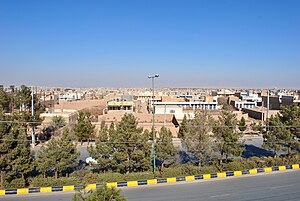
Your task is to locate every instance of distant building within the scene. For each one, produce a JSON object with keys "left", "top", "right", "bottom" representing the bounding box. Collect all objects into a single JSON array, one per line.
[
  {"left": 154, "top": 101, "right": 219, "bottom": 120},
  {"left": 281, "top": 95, "right": 295, "bottom": 106},
  {"left": 59, "top": 93, "right": 83, "bottom": 101},
  {"left": 242, "top": 107, "right": 279, "bottom": 121},
  {"left": 106, "top": 95, "right": 134, "bottom": 111},
  {"left": 231, "top": 100, "right": 257, "bottom": 109},
  {"left": 262, "top": 96, "right": 280, "bottom": 110}
]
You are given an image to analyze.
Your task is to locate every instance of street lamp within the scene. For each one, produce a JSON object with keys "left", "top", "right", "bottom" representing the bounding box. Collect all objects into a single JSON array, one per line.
[{"left": 148, "top": 74, "right": 159, "bottom": 174}]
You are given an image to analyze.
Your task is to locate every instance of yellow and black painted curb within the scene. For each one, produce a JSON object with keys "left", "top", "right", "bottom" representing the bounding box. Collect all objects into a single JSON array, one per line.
[{"left": 1, "top": 164, "right": 299, "bottom": 196}]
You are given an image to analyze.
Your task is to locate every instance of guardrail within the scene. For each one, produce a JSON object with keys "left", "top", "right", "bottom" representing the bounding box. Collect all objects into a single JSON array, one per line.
[{"left": 0, "top": 164, "right": 299, "bottom": 196}]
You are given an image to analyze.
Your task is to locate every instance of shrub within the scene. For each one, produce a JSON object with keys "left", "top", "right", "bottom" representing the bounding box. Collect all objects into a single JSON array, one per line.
[
  {"left": 71, "top": 170, "right": 92, "bottom": 184},
  {"left": 30, "top": 177, "right": 80, "bottom": 187},
  {"left": 5, "top": 178, "right": 26, "bottom": 188},
  {"left": 221, "top": 160, "right": 245, "bottom": 171},
  {"left": 73, "top": 186, "right": 126, "bottom": 201},
  {"left": 198, "top": 165, "right": 219, "bottom": 174},
  {"left": 160, "top": 167, "right": 184, "bottom": 178},
  {"left": 123, "top": 172, "right": 154, "bottom": 181}
]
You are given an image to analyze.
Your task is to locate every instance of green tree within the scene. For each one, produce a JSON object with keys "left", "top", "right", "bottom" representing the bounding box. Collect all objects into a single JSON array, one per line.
[
  {"left": 0, "top": 113, "right": 15, "bottom": 188},
  {"left": 11, "top": 126, "right": 34, "bottom": 180},
  {"left": 178, "top": 114, "right": 188, "bottom": 138},
  {"left": 213, "top": 110, "right": 243, "bottom": 163},
  {"left": 280, "top": 104, "right": 300, "bottom": 150},
  {"left": 36, "top": 129, "right": 79, "bottom": 178},
  {"left": 74, "top": 111, "right": 95, "bottom": 144},
  {"left": 51, "top": 115, "right": 66, "bottom": 129},
  {"left": 90, "top": 114, "right": 151, "bottom": 173},
  {"left": 15, "top": 85, "right": 32, "bottom": 112},
  {"left": 0, "top": 112, "right": 33, "bottom": 188},
  {"left": 156, "top": 127, "right": 177, "bottom": 170},
  {"left": 0, "top": 88, "right": 10, "bottom": 112},
  {"left": 263, "top": 105, "right": 300, "bottom": 157},
  {"left": 73, "top": 186, "right": 126, "bottom": 201},
  {"left": 238, "top": 116, "right": 247, "bottom": 132},
  {"left": 113, "top": 114, "right": 151, "bottom": 173},
  {"left": 263, "top": 115, "right": 292, "bottom": 156},
  {"left": 88, "top": 121, "right": 114, "bottom": 172},
  {"left": 182, "top": 110, "right": 215, "bottom": 166},
  {"left": 250, "top": 121, "right": 265, "bottom": 134}
]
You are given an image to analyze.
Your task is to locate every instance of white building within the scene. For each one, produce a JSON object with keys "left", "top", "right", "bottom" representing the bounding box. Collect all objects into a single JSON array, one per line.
[
  {"left": 232, "top": 101, "right": 257, "bottom": 109},
  {"left": 240, "top": 90, "right": 262, "bottom": 102},
  {"left": 154, "top": 101, "right": 220, "bottom": 120},
  {"left": 59, "top": 93, "right": 83, "bottom": 101}
]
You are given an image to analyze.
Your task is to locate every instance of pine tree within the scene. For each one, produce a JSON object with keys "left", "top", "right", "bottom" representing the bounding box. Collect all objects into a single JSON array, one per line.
[
  {"left": 74, "top": 111, "right": 95, "bottom": 144},
  {"left": 213, "top": 110, "right": 243, "bottom": 163},
  {"left": 156, "top": 127, "right": 177, "bottom": 170},
  {"left": 11, "top": 126, "right": 33, "bottom": 180},
  {"left": 0, "top": 112, "right": 33, "bottom": 188},
  {"left": 113, "top": 114, "right": 151, "bottom": 173},
  {"left": 36, "top": 129, "right": 79, "bottom": 178},
  {"left": 263, "top": 115, "right": 294, "bottom": 156},
  {"left": 250, "top": 121, "right": 265, "bottom": 134},
  {"left": 51, "top": 115, "right": 66, "bottom": 129},
  {"left": 178, "top": 115, "right": 188, "bottom": 138},
  {"left": 0, "top": 112, "right": 15, "bottom": 188},
  {"left": 182, "top": 110, "right": 215, "bottom": 166},
  {"left": 238, "top": 116, "right": 247, "bottom": 132},
  {"left": 88, "top": 121, "right": 114, "bottom": 172},
  {"left": 0, "top": 88, "right": 10, "bottom": 112},
  {"left": 280, "top": 104, "right": 300, "bottom": 152},
  {"left": 263, "top": 105, "right": 300, "bottom": 156},
  {"left": 90, "top": 114, "right": 151, "bottom": 173}
]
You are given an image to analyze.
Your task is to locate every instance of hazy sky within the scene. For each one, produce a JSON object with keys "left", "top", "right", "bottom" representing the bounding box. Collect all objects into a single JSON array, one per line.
[{"left": 0, "top": 0, "right": 299, "bottom": 88}]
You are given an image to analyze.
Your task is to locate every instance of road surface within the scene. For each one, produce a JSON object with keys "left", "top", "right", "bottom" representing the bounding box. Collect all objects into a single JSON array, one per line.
[{"left": 1, "top": 169, "right": 299, "bottom": 201}]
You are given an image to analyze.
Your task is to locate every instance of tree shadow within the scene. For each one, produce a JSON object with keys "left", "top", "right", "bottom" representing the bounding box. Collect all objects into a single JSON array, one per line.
[
  {"left": 178, "top": 150, "right": 197, "bottom": 164},
  {"left": 242, "top": 144, "right": 274, "bottom": 158}
]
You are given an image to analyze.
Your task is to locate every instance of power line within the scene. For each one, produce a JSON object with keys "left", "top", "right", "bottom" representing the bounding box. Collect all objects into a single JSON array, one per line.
[{"left": 0, "top": 120, "right": 300, "bottom": 128}]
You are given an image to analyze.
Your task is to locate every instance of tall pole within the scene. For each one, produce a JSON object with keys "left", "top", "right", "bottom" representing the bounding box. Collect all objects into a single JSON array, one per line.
[
  {"left": 164, "top": 103, "right": 166, "bottom": 127},
  {"left": 31, "top": 86, "right": 35, "bottom": 147},
  {"left": 148, "top": 74, "right": 159, "bottom": 174},
  {"left": 266, "top": 89, "right": 269, "bottom": 133}
]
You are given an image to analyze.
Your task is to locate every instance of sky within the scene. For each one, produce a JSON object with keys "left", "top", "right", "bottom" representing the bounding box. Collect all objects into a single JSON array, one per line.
[{"left": 0, "top": 0, "right": 299, "bottom": 88}]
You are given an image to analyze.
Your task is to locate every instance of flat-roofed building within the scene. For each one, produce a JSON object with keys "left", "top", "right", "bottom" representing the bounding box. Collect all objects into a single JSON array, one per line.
[
  {"left": 106, "top": 95, "right": 134, "bottom": 111},
  {"left": 231, "top": 100, "right": 257, "bottom": 109},
  {"left": 281, "top": 95, "right": 295, "bottom": 106},
  {"left": 262, "top": 96, "right": 280, "bottom": 110},
  {"left": 153, "top": 101, "right": 220, "bottom": 120},
  {"left": 242, "top": 107, "right": 279, "bottom": 121}
]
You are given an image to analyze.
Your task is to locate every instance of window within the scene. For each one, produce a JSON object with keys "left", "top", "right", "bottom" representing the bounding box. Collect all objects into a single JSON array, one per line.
[{"left": 170, "top": 109, "right": 175, "bottom": 113}]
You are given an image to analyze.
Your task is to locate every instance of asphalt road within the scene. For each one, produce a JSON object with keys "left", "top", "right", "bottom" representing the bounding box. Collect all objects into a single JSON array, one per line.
[{"left": 2, "top": 170, "right": 300, "bottom": 201}]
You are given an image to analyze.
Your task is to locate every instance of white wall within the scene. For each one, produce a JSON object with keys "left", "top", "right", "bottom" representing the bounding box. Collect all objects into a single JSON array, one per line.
[{"left": 155, "top": 106, "right": 184, "bottom": 120}]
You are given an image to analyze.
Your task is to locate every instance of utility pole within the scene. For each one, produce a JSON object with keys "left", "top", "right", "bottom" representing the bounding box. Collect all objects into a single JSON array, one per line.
[
  {"left": 31, "top": 86, "right": 35, "bottom": 147},
  {"left": 148, "top": 74, "right": 159, "bottom": 174},
  {"left": 164, "top": 103, "right": 166, "bottom": 127},
  {"left": 266, "top": 89, "right": 270, "bottom": 133}
]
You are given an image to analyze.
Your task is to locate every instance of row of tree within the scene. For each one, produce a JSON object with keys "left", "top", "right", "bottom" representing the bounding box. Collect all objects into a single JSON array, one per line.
[
  {"left": 88, "top": 114, "right": 176, "bottom": 174},
  {"left": 0, "top": 85, "right": 45, "bottom": 188},
  {"left": 179, "top": 109, "right": 244, "bottom": 166}
]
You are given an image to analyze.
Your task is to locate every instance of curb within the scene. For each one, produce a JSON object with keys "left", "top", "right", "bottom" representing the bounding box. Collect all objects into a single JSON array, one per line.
[{"left": 0, "top": 164, "right": 299, "bottom": 196}]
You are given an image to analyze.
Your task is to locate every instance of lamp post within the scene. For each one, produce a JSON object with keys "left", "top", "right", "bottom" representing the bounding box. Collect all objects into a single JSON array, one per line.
[
  {"left": 148, "top": 74, "right": 159, "bottom": 174},
  {"left": 31, "top": 86, "right": 35, "bottom": 147}
]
